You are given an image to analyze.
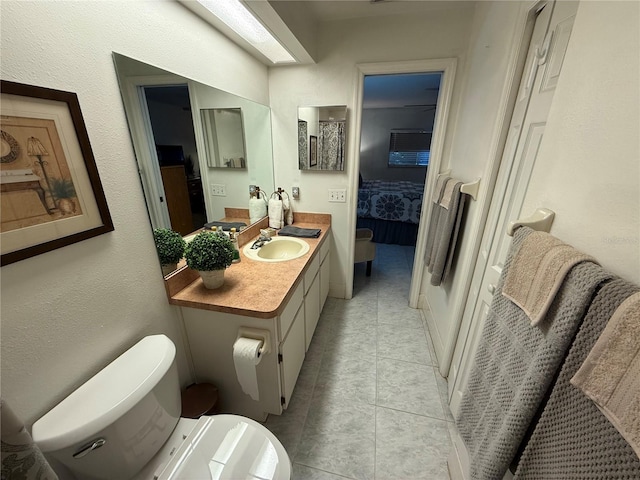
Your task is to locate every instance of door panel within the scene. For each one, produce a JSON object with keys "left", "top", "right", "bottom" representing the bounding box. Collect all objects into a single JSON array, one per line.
[{"left": 450, "top": 0, "right": 578, "bottom": 413}]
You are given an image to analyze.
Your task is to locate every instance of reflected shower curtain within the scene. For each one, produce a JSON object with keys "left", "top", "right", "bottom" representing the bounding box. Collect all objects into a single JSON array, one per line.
[{"left": 319, "top": 121, "right": 345, "bottom": 170}]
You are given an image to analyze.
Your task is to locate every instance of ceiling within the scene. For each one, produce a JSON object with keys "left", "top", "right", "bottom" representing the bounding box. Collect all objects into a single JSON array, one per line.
[
  {"left": 363, "top": 72, "right": 442, "bottom": 109},
  {"left": 269, "top": 0, "right": 475, "bottom": 23}
]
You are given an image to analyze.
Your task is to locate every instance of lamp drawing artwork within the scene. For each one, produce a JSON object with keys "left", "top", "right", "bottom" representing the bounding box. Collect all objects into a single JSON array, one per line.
[{"left": 27, "top": 136, "right": 54, "bottom": 211}]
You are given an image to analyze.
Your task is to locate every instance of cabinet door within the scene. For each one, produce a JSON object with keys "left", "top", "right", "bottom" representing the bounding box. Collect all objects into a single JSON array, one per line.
[
  {"left": 320, "top": 251, "right": 330, "bottom": 310},
  {"left": 305, "top": 273, "right": 321, "bottom": 351},
  {"left": 280, "top": 303, "right": 305, "bottom": 409},
  {"left": 160, "top": 165, "right": 192, "bottom": 236}
]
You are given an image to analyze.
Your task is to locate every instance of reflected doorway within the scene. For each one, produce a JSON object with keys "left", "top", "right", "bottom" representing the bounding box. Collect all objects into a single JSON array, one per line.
[{"left": 143, "top": 85, "right": 206, "bottom": 235}]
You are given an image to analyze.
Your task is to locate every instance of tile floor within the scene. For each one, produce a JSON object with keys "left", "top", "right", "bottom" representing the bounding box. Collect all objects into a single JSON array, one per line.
[{"left": 264, "top": 243, "right": 456, "bottom": 480}]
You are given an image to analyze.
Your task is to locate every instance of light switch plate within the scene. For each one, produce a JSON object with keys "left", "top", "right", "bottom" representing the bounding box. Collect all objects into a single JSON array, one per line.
[
  {"left": 210, "top": 184, "right": 226, "bottom": 196},
  {"left": 292, "top": 186, "right": 300, "bottom": 199},
  {"left": 328, "top": 188, "right": 346, "bottom": 202}
]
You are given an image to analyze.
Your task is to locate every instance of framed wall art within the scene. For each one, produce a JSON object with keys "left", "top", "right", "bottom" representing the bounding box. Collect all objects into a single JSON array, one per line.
[
  {"left": 0, "top": 80, "right": 114, "bottom": 266},
  {"left": 309, "top": 135, "right": 318, "bottom": 167}
]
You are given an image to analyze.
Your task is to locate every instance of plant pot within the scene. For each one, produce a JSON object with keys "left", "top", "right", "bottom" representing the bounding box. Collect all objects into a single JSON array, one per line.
[
  {"left": 56, "top": 198, "right": 77, "bottom": 215},
  {"left": 198, "top": 269, "right": 225, "bottom": 289},
  {"left": 161, "top": 263, "right": 178, "bottom": 276}
]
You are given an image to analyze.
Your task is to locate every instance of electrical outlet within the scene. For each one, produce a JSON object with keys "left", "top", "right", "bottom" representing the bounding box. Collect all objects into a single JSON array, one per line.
[
  {"left": 210, "top": 183, "right": 226, "bottom": 196},
  {"left": 292, "top": 186, "right": 300, "bottom": 199},
  {"left": 328, "top": 188, "right": 346, "bottom": 202}
]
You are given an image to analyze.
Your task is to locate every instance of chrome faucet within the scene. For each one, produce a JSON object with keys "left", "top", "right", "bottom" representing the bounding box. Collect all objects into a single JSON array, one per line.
[{"left": 250, "top": 236, "right": 272, "bottom": 249}]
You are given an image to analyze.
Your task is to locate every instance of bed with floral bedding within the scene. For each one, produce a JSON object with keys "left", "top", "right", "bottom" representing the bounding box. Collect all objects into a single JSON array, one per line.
[{"left": 356, "top": 179, "right": 424, "bottom": 245}]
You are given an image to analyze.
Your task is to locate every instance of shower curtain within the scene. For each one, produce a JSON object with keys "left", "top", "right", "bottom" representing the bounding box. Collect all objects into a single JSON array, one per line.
[{"left": 319, "top": 121, "right": 345, "bottom": 170}]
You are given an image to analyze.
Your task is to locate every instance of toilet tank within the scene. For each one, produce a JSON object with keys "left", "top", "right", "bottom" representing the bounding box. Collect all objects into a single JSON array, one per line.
[{"left": 32, "top": 335, "right": 181, "bottom": 480}]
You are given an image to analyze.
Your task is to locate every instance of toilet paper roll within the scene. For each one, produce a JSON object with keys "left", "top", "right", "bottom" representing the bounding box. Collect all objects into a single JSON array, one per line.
[{"left": 233, "top": 337, "right": 263, "bottom": 401}]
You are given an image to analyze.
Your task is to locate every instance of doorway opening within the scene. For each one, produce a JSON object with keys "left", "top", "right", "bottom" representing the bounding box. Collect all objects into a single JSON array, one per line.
[
  {"left": 356, "top": 72, "right": 442, "bottom": 247},
  {"left": 347, "top": 58, "right": 456, "bottom": 303},
  {"left": 143, "top": 85, "right": 206, "bottom": 235}
]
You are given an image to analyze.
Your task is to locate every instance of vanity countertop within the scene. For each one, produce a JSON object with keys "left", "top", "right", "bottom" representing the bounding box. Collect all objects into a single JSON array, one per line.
[{"left": 166, "top": 214, "right": 331, "bottom": 319}]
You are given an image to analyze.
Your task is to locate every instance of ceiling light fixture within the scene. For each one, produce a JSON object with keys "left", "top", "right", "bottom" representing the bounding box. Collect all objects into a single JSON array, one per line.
[{"left": 195, "top": 0, "right": 295, "bottom": 64}]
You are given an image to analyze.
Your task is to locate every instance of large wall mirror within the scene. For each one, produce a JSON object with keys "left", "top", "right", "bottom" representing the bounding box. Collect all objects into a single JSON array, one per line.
[
  {"left": 298, "top": 105, "right": 347, "bottom": 171},
  {"left": 112, "top": 53, "right": 275, "bottom": 275}
]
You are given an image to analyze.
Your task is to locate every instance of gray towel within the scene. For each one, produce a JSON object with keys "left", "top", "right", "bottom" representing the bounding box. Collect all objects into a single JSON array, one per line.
[
  {"left": 1, "top": 399, "right": 58, "bottom": 480},
  {"left": 424, "top": 175, "right": 449, "bottom": 267},
  {"left": 278, "top": 226, "right": 321, "bottom": 238},
  {"left": 429, "top": 180, "right": 466, "bottom": 286},
  {"left": 455, "top": 226, "right": 612, "bottom": 480},
  {"left": 514, "top": 279, "right": 640, "bottom": 479},
  {"left": 204, "top": 221, "right": 247, "bottom": 231}
]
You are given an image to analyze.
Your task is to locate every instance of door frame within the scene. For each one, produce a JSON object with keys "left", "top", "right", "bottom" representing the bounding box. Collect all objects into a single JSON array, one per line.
[
  {"left": 347, "top": 58, "right": 457, "bottom": 301},
  {"left": 120, "top": 74, "right": 196, "bottom": 229}
]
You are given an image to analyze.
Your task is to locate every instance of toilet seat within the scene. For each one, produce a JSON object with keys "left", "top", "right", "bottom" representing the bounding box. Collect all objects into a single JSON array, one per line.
[{"left": 152, "top": 415, "right": 291, "bottom": 480}]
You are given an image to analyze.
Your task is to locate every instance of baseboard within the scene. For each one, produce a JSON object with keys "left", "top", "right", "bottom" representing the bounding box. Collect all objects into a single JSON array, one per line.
[{"left": 448, "top": 427, "right": 469, "bottom": 480}]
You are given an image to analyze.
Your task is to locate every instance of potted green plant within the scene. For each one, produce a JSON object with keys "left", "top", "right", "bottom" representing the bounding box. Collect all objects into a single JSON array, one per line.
[
  {"left": 49, "top": 177, "right": 77, "bottom": 215},
  {"left": 184, "top": 231, "right": 235, "bottom": 289},
  {"left": 153, "top": 228, "right": 187, "bottom": 276}
]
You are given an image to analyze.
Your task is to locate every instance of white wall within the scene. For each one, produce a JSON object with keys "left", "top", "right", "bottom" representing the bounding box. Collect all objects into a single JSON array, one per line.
[
  {"left": 360, "top": 107, "right": 433, "bottom": 182},
  {"left": 0, "top": 0, "right": 269, "bottom": 427},
  {"left": 424, "top": 0, "right": 640, "bottom": 373},
  {"left": 191, "top": 82, "right": 274, "bottom": 220},
  {"left": 269, "top": 5, "right": 475, "bottom": 297},
  {"left": 521, "top": 1, "right": 639, "bottom": 284},
  {"left": 419, "top": 1, "right": 526, "bottom": 362}
]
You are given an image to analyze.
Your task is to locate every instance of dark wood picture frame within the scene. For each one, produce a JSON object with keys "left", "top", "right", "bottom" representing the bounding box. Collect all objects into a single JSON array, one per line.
[
  {"left": 309, "top": 135, "right": 318, "bottom": 167},
  {"left": 1, "top": 80, "right": 114, "bottom": 266}
]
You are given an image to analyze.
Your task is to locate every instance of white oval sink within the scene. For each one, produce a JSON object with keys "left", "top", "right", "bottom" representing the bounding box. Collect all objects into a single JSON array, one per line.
[{"left": 243, "top": 236, "right": 310, "bottom": 262}]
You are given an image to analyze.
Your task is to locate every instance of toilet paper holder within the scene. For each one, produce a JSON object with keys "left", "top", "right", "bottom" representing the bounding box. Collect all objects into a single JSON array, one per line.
[{"left": 237, "top": 327, "right": 271, "bottom": 357}]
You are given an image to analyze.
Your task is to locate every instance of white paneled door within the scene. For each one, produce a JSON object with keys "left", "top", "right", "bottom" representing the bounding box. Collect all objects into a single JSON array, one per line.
[{"left": 447, "top": 1, "right": 579, "bottom": 478}]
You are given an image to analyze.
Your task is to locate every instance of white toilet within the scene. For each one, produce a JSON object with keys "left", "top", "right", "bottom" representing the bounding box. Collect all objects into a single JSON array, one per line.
[{"left": 32, "top": 334, "right": 291, "bottom": 480}]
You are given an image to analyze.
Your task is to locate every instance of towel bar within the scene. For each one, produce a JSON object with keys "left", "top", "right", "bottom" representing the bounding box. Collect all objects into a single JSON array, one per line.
[
  {"left": 435, "top": 171, "right": 480, "bottom": 200},
  {"left": 507, "top": 208, "right": 555, "bottom": 236},
  {"left": 460, "top": 178, "right": 480, "bottom": 200}
]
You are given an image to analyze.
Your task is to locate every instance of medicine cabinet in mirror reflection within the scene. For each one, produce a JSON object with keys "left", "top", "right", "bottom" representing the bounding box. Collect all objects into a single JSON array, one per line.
[
  {"left": 201, "top": 108, "right": 247, "bottom": 168},
  {"left": 298, "top": 106, "right": 347, "bottom": 171}
]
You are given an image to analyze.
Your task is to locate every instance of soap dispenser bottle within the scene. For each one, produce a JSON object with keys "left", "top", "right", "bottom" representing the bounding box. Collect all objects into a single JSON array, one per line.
[{"left": 230, "top": 228, "right": 241, "bottom": 263}]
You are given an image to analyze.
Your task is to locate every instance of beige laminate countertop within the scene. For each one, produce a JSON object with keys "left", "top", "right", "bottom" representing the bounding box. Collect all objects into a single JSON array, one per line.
[{"left": 167, "top": 218, "right": 331, "bottom": 319}]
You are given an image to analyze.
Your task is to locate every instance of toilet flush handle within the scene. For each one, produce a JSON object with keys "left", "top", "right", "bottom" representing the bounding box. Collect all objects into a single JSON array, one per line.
[{"left": 73, "top": 438, "right": 106, "bottom": 459}]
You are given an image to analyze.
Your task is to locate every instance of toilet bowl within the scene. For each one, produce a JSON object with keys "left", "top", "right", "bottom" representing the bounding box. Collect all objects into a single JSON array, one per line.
[{"left": 32, "top": 335, "right": 291, "bottom": 480}]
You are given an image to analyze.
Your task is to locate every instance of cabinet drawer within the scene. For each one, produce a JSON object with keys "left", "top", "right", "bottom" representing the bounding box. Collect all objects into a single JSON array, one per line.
[
  {"left": 303, "top": 254, "right": 320, "bottom": 295},
  {"left": 280, "top": 281, "right": 303, "bottom": 339}
]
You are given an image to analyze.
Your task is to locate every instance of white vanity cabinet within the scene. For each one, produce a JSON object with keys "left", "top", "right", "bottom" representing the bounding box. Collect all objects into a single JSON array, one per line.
[
  {"left": 303, "top": 255, "right": 321, "bottom": 351},
  {"left": 278, "top": 281, "right": 305, "bottom": 409},
  {"left": 178, "top": 234, "right": 331, "bottom": 420},
  {"left": 319, "top": 238, "right": 331, "bottom": 309},
  {"left": 303, "top": 238, "right": 331, "bottom": 351}
]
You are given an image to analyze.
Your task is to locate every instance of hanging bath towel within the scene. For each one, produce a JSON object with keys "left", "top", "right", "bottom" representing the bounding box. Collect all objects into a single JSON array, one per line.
[
  {"left": 268, "top": 198, "right": 283, "bottom": 229},
  {"left": 513, "top": 279, "right": 640, "bottom": 479},
  {"left": 429, "top": 178, "right": 467, "bottom": 286},
  {"left": 455, "top": 226, "right": 612, "bottom": 480}
]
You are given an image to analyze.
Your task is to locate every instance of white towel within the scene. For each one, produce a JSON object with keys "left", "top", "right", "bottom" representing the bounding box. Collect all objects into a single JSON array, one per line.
[
  {"left": 282, "top": 195, "right": 293, "bottom": 225},
  {"left": 268, "top": 198, "right": 283, "bottom": 229},
  {"left": 249, "top": 197, "right": 267, "bottom": 224}
]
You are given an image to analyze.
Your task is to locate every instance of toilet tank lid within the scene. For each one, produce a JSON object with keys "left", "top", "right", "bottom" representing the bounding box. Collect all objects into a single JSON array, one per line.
[{"left": 32, "top": 335, "right": 176, "bottom": 452}]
